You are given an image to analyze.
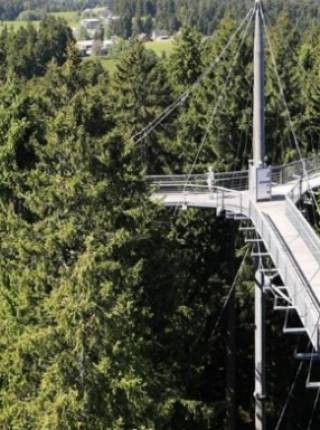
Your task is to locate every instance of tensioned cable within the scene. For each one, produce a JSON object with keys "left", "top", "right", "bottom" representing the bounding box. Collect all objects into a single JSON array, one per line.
[
  {"left": 268, "top": 19, "right": 320, "bottom": 222},
  {"left": 307, "top": 387, "right": 320, "bottom": 430},
  {"left": 210, "top": 246, "right": 251, "bottom": 340},
  {"left": 170, "top": 9, "right": 254, "bottom": 216},
  {"left": 133, "top": 8, "right": 254, "bottom": 145},
  {"left": 274, "top": 361, "right": 304, "bottom": 430},
  {"left": 263, "top": 10, "right": 317, "bottom": 155},
  {"left": 180, "top": 8, "right": 255, "bottom": 198},
  {"left": 261, "top": 8, "right": 320, "bottom": 214},
  {"left": 274, "top": 315, "right": 320, "bottom": 430}
]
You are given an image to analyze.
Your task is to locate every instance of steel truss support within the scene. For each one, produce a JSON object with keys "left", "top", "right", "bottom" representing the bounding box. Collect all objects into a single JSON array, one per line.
[
  {"left": 283, "top": 308, "right": 307, "bottom": 335},
  {"left": 254, "top": 269, "right": 266, "bottom": 430}
]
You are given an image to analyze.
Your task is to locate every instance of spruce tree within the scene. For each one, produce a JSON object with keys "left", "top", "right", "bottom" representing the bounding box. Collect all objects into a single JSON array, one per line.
[
  {"left": 265, "top": 13, "right": 302, "bottom": 163},
  {"left": 0, "top": 56, "right": 162, "bottom": 429},
  {"left": 111, "top": 40, "right": 175, "bottom": 173},
  {"left": 170, "top": 26, "right": 203, "bottom": 90}
]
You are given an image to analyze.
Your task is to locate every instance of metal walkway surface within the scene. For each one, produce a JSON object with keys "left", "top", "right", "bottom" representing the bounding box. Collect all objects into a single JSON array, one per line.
[{"left": 149, "top": 160, "right": 320, "bottom": 352}]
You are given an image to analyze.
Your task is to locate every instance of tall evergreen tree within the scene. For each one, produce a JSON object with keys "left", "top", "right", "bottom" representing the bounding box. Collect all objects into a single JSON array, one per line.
[
  {"left": 170, "top": 26, "right": 203, "bottom": 90},
  {"left": 112, "top": 40, "right": 175, "bottom": 173},
  {"left": 265, "top": 13, "right": 302, "bottom": 163}
]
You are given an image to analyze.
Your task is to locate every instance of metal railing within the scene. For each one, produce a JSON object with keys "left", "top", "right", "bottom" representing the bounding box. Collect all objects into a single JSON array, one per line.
[
  {"left": 214, "top": 170, "right": 249, "bottom": 190},
  {"left": 148, "top": 174, "right": 208, "bottom": 193},
  {"left": 286, "top": 199, "right": 320, "bottom": 262},
  {"left": 148, "top": 156, "right": 320, "bottom": 194},
  {"left": 286, "top": 180, "right": 320, "bottom": 263},
  {"left": 265, "top": 213, "right": 320, "bottom": 351},
  {"left": 148, "top": 170, "right": 249, "bottom": 192},
  {"left": 272, "top": 158, "right": 320, "bottom": 185},
  {"left": 149, "top": 158, "right": 320, "bottom": 349},
  {"left": 247, "top": 201, "right": 320, "bottom": 350}
]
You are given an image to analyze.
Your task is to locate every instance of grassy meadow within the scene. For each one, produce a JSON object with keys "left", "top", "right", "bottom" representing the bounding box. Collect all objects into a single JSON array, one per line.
[
  {"left": 0, "top": 11, "right": 174, "bottom": 73},
  {"left": 145, "top": 39, "right": 174, "bottom": 56},
  {"left": 49, "top": 11, "right": 80, "bottom": 26},
  {"left": 97, "top": 39, "right": 175, "bottom": 73}
]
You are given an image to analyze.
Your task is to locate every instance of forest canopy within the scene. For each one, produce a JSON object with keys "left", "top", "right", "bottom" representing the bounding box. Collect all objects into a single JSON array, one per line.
[
  {"left": 1, "top": 0, "right": 320, "bottom": 29},
  {"left": 0, "top": 3, "right": 319, "bottom": 429}
]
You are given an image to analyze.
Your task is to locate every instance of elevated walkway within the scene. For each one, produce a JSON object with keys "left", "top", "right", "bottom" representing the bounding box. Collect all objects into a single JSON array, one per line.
[{"left": 149, "top": 159, "right": 320, "bottom": 352}]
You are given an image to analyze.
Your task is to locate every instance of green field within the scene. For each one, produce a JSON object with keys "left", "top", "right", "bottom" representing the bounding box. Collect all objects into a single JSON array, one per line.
[
  {"left": 0, "top": 11, "right": 174, "bottom": 74},
  {"left": 84, "top": 56, "right": 118, "bottom": 73},
  {"left": 0, "top": 10, "right": 79, "bottom": 31},
  {"left": 50, "top": 11, "right": 80, "bottom": 27},
  {"left": 95, "top": 40, "right": 175, "bottom": 73},
  {"left": 145, "top": 39, "right": 174, "bottom": 56}
]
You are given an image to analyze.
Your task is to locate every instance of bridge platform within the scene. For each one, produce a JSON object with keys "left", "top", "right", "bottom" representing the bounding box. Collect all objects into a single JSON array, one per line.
[{"left": 150, "top": 165, "right": 320, "bottom": 351}]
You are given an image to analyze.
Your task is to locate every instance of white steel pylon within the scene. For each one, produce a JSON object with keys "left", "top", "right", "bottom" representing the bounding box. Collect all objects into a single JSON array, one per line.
[
  {"left": 250, "top": 0, "right": 271, "bottom": 202},
  {"left": 252, "top": 2, "right": 267, "bottom": 429}
]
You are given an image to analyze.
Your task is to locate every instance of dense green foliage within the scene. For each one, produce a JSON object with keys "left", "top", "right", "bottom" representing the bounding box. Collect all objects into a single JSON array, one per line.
[
  {"left": 0, "top": 8, "right": 320, "bottom": 430},
  {"left": 0, "top": 0, "right": 112, "bottom": 20},
  {"left": 110, "top": 0, "right": 320, "bottom": 36}
]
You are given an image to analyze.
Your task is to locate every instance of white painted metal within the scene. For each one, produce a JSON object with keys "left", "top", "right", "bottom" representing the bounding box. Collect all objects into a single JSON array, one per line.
[
  {"left": 250, "top": 0, "right": 271, "bottom": 206},
  {"left": 151, "top": 171, "right": 320, "bottom": 352},
  {"left": 253, "top": 0, "right": 265, "bottom": 166},
  {"left": 254, "top": 269, "right": 266, "bottom": 430}
]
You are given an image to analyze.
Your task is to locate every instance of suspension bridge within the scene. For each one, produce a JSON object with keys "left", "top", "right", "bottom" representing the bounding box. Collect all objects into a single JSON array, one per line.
[{"left": 137, "top": 0, "right": 320, "bottom": 428}]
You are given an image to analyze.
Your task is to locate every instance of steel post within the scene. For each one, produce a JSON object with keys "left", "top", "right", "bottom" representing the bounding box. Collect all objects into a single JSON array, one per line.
[
  {"left": 254, "top": 269, "right": 266, "bottom": 430},
  {"left": 253, "top": 0, "right": 265, "bottom": 166},
  {"left": 250, "top": 0, "right": 270, "bottom": 201}
]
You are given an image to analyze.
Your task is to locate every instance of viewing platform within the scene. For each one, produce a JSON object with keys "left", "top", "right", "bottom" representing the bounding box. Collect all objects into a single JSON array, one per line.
[{"left": 149, "top": 158, "right": 320, "bottom": 353}]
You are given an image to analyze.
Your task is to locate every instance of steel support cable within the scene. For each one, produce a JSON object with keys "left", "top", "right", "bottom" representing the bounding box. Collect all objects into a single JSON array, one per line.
[
  {"left": 181, "top": 244, "right": 251, "bottom": 352},
  {"left": 306, "top": 333, "right": 320, "bottom": 394},
  {"left": 261, "top": 9, "right": 320, "bottom": 214},
  {"left": 262, "top": 11, "right": 319, "bottom": 174},
  {"left": 210, "top": 246, "right": 251, "bottom": 340},
  {"left": 133, "top": 8, "right": 254, "bottom": 145},
  {"left": 287, "top": 45, "right": 316, "bottom": 154},
  {"left": 274, "top": 360, "right": 304, "bottom": 430},
  {"left": 179, "top": 8, "right": 255, "bottom": 199},
  {"left": 274, "top": 315, "right": 320, "bottom": 430},
  {"left": 307, "top": 387, "right": 320, "bottom": 430}
]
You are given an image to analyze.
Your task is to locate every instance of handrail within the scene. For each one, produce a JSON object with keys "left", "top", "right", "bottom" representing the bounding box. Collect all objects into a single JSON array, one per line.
[
  {"left": 286, "top": 191, "right": 320, "bottom": 263},
  {"left": 264, "top": 214, "right": 320, "bottom": 310},
  {"left": 148, "top": 170, "right": 249, "bottom": 192},
  {"left": 248, "top": 200, "right": 320, "bottom": 349},
  {"left": 148, "top": 156, "right": 320, "bottom": 193},
  {"left": 272, "top": 157, "right": 320, "bottom": 184}
]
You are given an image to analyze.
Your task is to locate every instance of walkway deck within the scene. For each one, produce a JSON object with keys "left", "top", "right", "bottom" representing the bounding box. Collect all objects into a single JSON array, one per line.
[{"left": 151, "top": 172, "right": 320, "bottom": 351}]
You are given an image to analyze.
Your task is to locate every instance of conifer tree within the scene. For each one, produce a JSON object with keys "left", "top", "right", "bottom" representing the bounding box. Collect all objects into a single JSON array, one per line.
[
  {"left": 265, "top": 13, "right": 302, "bottom": 163},
  {"left": 0, "top": 57, "right": 163, "bottom": 429},
  {"left": 297, "top": 25, "right": 320, "bottom": 153},
  {"left": 174, "top": 17, "right": 252, "bottom": 172},
  {"left": 170, "top": 26, "right": 203, "bottom": 90},
  {"left": 112, "top": 40, "right": 175, "bottom": 173}
]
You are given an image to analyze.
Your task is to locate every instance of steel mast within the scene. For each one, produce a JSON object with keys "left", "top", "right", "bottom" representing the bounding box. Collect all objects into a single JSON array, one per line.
[
  {"left": 250, "top": 0, "right": 271, "bottom": 201},
  {"left": 252, "top": 1, "right": 267, "bottom": 429},
  {"left": 253, "top": 0, "right": 265, "bottom": 166}
]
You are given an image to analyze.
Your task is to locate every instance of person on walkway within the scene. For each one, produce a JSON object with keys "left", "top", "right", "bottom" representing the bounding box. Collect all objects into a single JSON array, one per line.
[{"left": 207, "top": 166, "right": 215, "bottom": 192}]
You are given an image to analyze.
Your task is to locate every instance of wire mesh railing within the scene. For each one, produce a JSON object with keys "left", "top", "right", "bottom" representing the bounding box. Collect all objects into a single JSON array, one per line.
[
  {"left": 286, "top": 196, "right": 320, "bottom": 263},
  {"left": 148, "top": 170, "right": 249, "bottom": 193},
  {"left": 148, "top": 156, "right": 320, "bottom": 193},
  {"left": 248, "top": 201, "right": 320, "bottom": 351},
  {"left": 272, "top": 158, "right": 320, "bottom": 185}
]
